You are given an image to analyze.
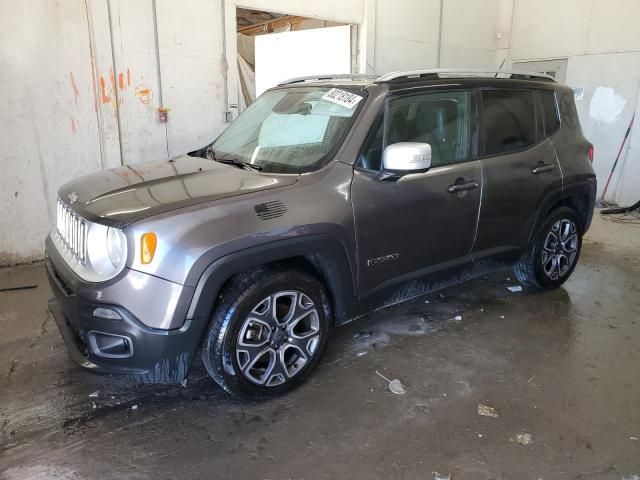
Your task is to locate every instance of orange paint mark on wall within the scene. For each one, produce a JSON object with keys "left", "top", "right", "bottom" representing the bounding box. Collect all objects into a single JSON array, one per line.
[
  {"left": 99, "top": 76, "right": 111, "bottom": 104},
  {"left": 98, "top": 68, "right": 117, "bottom": 105},
  {"left": 69, "top": 72, "right": 79, "bottom": 107},
  {"left": 88, "top": 50, "right": 99, "bottom": 113},
  {"left": 70, "top": 117, "right": 77, "bottom": 134},
  {"left": 95, "top": 67, "right": 136, "bottom": 107},
  {"left": 134, "top": 85, "right": 153, "bottom": 105}
]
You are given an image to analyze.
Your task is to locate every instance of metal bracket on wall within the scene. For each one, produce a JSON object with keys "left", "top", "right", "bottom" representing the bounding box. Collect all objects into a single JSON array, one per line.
[{"left": 225, "top": 104, "right": 237, "bottom": 123}]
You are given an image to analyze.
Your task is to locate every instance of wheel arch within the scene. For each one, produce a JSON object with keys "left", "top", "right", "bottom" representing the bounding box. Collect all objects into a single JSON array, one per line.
[
  {"left": 548, "top": 194, "right": 591, "bottom": 232},
  {"left": 529, "top": 179, "right": 596, "bottom": 243},
  {"left": 185, "top": 234, "right": 360, "bottom": 325}
]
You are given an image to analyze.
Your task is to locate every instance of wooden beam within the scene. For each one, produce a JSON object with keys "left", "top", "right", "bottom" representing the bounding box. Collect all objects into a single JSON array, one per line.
[{"left": 238, "top": 15, "right": 307, "bottom": 35}]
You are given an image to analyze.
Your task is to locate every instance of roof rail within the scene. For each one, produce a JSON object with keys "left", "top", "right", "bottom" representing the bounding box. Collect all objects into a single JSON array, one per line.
[
  {"left": 278, "top": 74, "right": 376, "bottom": 86},
  {"left": 376, "top": 69, "right": 556, "bottom": 83}
]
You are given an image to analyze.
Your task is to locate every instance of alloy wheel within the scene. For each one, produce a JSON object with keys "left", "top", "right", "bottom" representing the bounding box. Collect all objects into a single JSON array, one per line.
[
  {"left": 541, "top": 218, "right": 579, "bottom": 280},
  {"left": 235, "top": 290, "right": 321, "bottom": 387}
]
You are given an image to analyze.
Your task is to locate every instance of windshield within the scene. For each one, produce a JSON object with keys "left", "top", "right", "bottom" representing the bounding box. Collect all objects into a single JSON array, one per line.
[{"left": 211, "top": 87, "right": 366, "bottom": 173}]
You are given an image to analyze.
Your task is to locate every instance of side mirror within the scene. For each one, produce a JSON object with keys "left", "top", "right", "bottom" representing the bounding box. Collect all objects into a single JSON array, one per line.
[{"left": 381, "top": 142, "right": 432, "bottom": 179}]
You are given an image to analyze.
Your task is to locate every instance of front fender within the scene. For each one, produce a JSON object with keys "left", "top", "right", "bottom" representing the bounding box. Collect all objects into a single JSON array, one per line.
[{"left": 185, "top": 231, "right": 359, "bottom": 324}]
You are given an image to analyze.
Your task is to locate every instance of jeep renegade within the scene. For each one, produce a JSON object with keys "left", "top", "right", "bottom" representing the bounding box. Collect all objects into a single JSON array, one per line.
[{"left": 45, "top": 70, "right": 596, "bottom": 398}]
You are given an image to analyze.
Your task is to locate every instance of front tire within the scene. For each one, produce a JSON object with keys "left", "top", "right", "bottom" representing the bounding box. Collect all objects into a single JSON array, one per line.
[
  {"left": 514, "top": 207, "right": 583, "bottom": 289},
  {"left": 202, "top": 267, "right": 331, "bottom": 398}
]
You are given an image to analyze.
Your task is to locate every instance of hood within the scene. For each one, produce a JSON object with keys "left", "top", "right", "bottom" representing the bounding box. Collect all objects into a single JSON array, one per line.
[{"left": 58, "top": 155, "right": 298, "bottom": 227}]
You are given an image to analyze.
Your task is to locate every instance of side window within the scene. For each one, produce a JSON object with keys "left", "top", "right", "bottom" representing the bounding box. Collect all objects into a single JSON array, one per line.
[
  {"left": 482, "top": 90, "right": 536, "bottom": 155},
  {"left": 540, "top": 91, "right": 560, "bottom": 136},
  {"left": 386, "top": 91, "right": 471, "bottom": 167},
  {"left": 357, "top": 91, "right": 471, "bottom": 170}
]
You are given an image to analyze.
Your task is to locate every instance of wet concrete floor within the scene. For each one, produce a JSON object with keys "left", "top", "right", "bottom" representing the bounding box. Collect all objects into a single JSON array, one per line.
[{"left": 1, "top": 213, "right": 639, "bottom": 479}]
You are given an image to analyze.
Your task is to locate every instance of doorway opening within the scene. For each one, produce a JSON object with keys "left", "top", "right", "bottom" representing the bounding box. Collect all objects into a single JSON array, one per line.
[{"left": 235, "top": 8, "right": 357, "bottom": 109}]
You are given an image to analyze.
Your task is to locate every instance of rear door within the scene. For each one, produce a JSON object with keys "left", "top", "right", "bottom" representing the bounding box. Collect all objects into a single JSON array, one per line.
[
  {"left": 472, "top": 88, "right": 562, "bottom": 263},
  {"left": 352, "top": 89, "right": 482, "bottom": 305}
]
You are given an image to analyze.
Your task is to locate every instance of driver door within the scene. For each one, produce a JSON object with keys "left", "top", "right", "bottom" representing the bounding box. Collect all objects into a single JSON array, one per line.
[{"left": 352, "top": 89, "right": 482, "bottom": 307}]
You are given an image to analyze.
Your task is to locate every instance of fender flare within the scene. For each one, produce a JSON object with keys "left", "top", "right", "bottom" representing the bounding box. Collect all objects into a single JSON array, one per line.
[
  {"left": 528, "top": 178, "right": 596, "bottom": 243},
  {"left": 185, "top": 234, "right": 359, "bottom": 323}
]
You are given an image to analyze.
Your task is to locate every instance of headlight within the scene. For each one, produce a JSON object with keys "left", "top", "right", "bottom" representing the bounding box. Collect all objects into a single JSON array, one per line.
[
  {"left": 85, "top": 224, "right": 128, "bottom": 281},
  {"left": 107, "top": 227, "right": 126, "bottom": 267},
  {"left": 53, "top": 200, "right": 128, "bottom": 282}
]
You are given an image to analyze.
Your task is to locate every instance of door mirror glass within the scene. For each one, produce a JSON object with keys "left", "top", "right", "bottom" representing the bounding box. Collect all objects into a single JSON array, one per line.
[{"left": 382, "top": 142, "right": 432, "bottom": 172}]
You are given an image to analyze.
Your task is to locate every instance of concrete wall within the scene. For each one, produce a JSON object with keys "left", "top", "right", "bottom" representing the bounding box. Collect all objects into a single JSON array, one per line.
[
  {"left": 371, "top": 0, "right": 500, "bottom": 73},
  {"left": 0, "top": 0, "right": 103, "bottom": 265},
  {"left": 9, "top": 0, "right": 638, "bottom": 265},
  {"left": 0, "top": 0, "right": 231, "bottom": 264},
  {"left": 501, "top": 0, "right": 640, "bottom": 206},
  {"left": 0, "top": 0, "right": 515, "bottom": 265},
  {"left": 440, "top": 0, "right": 500, "bottom": 69}
]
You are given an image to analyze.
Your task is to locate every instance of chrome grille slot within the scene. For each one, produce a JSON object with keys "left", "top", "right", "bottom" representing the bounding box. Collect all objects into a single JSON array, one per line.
[{"left": 56, "top": 199, "right": 88, "bottom": 263}]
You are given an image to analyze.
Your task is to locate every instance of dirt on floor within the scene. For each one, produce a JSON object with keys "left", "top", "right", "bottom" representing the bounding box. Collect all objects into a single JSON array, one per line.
[{"left": 1, "top": 213, "right": 639, "bottom": 480}]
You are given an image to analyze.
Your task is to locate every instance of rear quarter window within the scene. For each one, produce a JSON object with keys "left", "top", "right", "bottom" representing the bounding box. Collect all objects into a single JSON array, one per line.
[
  {"left": 481, "top": 90, "right": 536, "bottom": 156},
  {"left": 558, "top": 91, "right": 580, "bottom": 129},
  {"left": 540, "top": 91, "right": 560, "bottom": 136}
]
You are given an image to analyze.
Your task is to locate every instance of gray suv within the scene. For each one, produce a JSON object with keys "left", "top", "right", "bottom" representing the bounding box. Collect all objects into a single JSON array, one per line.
[{"left": 45, "top": 70, "right": 596, "bottom": 398}]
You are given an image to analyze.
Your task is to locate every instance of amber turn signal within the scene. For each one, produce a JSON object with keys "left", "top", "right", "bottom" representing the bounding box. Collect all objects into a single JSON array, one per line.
[{"left": 141, "top": 233, "right": 157, "bottom": 264}]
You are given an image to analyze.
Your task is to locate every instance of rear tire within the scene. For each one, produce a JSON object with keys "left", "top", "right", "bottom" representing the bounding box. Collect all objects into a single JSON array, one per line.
[
  {"left": 514, "top": 207, "right": 583, "bottom": 290},
  {"left": 202, "top": 267, "right": 331, "bottom": 399}
]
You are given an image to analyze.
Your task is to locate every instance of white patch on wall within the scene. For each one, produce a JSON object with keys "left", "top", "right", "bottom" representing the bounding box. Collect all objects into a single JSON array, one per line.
[
  {"left": 573, "top": 87, "right": 584, "bottom": 101},
  {"left": 254, "top": 25, "right": 351, "bottom": 96},
  {"left": 589, "top": 86, "right": 627, "bottom": 123}
]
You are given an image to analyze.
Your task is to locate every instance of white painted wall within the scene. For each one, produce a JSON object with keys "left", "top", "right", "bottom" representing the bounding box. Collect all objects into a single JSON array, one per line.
[
  {"left": 0, "top": 0, "right": 229, "bottom": 264},
  {"left": 372, "top": 0, "right": 441, "bottom": 72},
  {"left": 440, "top": 0, "right": 500, "bottom": 69},
  {"left": 0, "top": 0, "right": 103, "bottom": 265},
  {"left": 501, "top": 0, "right": 640, "bottom": 206},
  {"left": 156, "top": 0, "right": 227, "bottom": 157},
  {"left": 12, "top": 0, "right": 610, "bottom": 265},
  {"left": 371, "top": 0, "right": 500, "bottom": 73},
  {"left": 255, "top": 26, "right": 352, "bottom": 95}
]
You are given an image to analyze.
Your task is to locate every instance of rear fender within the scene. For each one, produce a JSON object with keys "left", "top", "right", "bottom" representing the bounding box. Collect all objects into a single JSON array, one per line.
[{"left": 528, "top": 179, "right": 596, "bottom": 243}]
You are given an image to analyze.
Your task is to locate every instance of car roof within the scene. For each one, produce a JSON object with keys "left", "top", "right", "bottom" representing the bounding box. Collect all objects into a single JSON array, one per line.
[{"left": 276, "top": 69, "right": 560, "bottom": 92}]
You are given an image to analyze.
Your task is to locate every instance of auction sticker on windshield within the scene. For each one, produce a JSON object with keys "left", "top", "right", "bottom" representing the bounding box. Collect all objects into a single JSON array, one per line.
[{"left": 321, "top": 89, "right": 363, "bottom": 109}]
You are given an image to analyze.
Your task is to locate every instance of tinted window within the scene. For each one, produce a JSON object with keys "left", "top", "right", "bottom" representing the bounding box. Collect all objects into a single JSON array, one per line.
[
  {"left": 358, "top": 91, "right": 471, "bottom": 170},
  {"left": 540, "top": 91, "right": 560, "bottom": 135},
  {"left": 482, "top": 90, "right": 536, "bottom": 155},
  {"left": 558, "top": 91, "right": 579, "bottom": 129}
]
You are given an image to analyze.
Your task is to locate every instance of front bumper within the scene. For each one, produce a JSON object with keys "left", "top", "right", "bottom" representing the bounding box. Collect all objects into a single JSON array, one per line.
[{"left": 45, "top": 236, "right": 207, "bottom": 383}]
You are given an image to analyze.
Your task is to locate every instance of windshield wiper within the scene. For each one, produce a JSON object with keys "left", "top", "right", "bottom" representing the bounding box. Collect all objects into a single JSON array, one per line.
[
  {"left": 216, "top": 157, "right": 263, "bottom": 171},
  {"left": 205, "top": 144, "right": 217, "bottom": 161}
]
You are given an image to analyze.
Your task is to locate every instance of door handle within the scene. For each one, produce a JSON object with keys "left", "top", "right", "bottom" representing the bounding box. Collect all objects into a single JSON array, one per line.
[
  {"left": 531, "top": 163, "right": 556, "bottom": 174},
  {"left": 448, "top": 181, "right": 479, "bottom": 193}
]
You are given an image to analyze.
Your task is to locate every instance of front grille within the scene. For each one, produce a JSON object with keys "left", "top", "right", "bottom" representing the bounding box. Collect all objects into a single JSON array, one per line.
[{"left": 57, "top": 199, "right": 88, "bottom": 263}]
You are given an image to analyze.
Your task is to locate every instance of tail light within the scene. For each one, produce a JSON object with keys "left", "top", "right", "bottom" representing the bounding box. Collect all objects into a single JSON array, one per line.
[{"left": 588, "top": 145, "right": 594, "bottom": 163}]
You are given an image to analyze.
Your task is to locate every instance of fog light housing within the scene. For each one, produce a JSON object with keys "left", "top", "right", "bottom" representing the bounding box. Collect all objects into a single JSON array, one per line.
[
  {"left": 93, "top": 307, "right": 122, "bottom": 320},
  {"left": 88, "top": 331, "right": 133, "bottom": 358}
]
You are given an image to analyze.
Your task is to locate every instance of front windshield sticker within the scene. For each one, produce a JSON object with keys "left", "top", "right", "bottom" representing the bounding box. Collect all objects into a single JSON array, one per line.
[{"left": 321, "top": 88, "right": 363, "bottom": 109}]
